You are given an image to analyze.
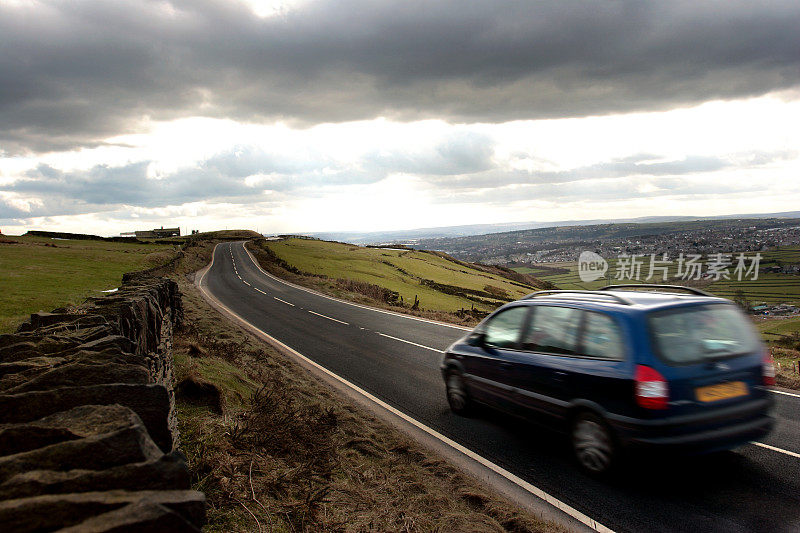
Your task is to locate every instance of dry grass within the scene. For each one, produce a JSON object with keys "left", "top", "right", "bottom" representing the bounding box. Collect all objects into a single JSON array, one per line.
[
  {"left": 772, "top": 346, "right": 800, "bottom": 390},
  {"left": 169, "top": 238, "right": 563, "bottom": 533},
  {"left": 763, "top": 327, "right": 800, "bottom": 391}
]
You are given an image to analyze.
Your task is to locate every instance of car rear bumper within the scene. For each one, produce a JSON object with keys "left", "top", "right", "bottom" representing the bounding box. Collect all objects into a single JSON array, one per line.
[{"left": 608, "top": 396, "right": 775, "bottom": 454}]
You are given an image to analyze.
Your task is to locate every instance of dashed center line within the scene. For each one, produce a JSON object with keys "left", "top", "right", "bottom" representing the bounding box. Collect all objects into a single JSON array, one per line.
[
  {"left": 274, "top": 297, "right": 295, "bottom": 306},
  {"left": 255, "top": 288, "right": 267, "bottom": 295},
  {"left": 243, "top": 280, "right": 251, "bottom": 286},
  {"left": 752, "top": 441, "right": 800, "bottom": 459},
  {"left": 377, "top": 333, "right": 444, "bottom": 353},
  {"left": 308, "top": 310, "right": 349, "bottom": 325}
]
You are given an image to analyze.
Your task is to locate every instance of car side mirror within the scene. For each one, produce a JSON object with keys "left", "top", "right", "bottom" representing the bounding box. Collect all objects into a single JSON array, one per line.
[{"left": 466, "top": 332, "right": 486, "bottom": 347}]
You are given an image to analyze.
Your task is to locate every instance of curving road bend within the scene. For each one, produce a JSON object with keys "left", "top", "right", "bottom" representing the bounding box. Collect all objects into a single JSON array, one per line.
[{"left": 200, "top": 241, "right": 800, "bottom": 533}]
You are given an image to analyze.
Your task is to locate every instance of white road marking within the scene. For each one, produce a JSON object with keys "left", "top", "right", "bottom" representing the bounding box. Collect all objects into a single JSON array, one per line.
[
  {"left": 378, "top": 332, "right": 444, "bottom": 353},
  {"left": 255, "top": 288, "right": 267, "bottom": 295},
  {"left": 308, "top": 310, "right": 349, "bottom": 325},
  {"left": 752, "top": 442, "right": 800, "bottom": 459},
  {"left": 240, "top": 243, "right": 471, "bottom": 331},
  {"left": 769, "top": 389, "right": 800, "bottom": 399},
  {"left": 243, "top": 280, "right": 251, "bottom": 286},
  {"left": 274, "top": 297, "right": 295, "bottom": 306}
]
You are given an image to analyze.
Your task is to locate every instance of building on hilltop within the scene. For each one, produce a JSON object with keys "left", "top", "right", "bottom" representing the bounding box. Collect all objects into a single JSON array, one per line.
[{"left": 120, "top": 226, "right": 181, "bottom": 238}]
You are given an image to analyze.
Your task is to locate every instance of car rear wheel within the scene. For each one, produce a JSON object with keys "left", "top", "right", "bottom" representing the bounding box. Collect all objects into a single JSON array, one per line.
[
  {"left": 446, "top": 370, "right": 472, "bottom": 416},
  {"left": 572, "top": 412, "right": 616, "bottom": 476}
]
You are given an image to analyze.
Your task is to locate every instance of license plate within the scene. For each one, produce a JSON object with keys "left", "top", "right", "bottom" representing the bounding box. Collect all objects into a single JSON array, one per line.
[{"left": 695, "top": 381, "right": 748, "bottom": 403}]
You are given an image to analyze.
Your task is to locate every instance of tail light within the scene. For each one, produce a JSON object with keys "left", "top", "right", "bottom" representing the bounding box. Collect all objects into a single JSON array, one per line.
[
  {"left": 762, "top": 349, "right": 776, "bottom": 386},
  {"left": 635, "top": 365, "right": 669, "bottom": 409}
]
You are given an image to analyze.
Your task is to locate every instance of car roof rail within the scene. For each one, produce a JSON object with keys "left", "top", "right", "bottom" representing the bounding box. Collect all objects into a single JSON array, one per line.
[
  {"left": 523, "top": 290, "right": 634, "bottom": 305},
  {"left": 598, "top": 284, "right": 713, "bottom": 297}
]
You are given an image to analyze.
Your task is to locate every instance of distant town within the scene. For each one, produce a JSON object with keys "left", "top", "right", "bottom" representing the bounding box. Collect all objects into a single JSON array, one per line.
[{"left": 417, "top": 218, "right": 800, "bottom": 266}]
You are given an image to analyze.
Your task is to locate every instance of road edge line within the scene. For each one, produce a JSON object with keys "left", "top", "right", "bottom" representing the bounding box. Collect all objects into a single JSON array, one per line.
[
  {"left": 196, "top": 244, "right": 613, "bottom": 533},
  {"left": 769, "top": 388, "right": 800, "bottom": 399},
  {"left": 751, "top": 441, "right": 800, "bottom": 459}
]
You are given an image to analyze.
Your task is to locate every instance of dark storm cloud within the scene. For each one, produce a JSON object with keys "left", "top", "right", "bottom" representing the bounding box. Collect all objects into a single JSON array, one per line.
[
  {"left": 1, "top": 0, "right": 799, "bottom": 153},
  {"left": 1, "top": 160, "right": 263, "bottom": 217}
]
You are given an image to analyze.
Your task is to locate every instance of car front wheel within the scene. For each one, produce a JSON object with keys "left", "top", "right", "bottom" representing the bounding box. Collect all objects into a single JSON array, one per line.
[{"left": 445, "top": 370, "right": 473, "bottom": 416}]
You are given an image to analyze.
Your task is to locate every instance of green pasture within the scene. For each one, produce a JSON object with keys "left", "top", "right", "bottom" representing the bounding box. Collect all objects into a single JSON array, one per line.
[
  {"left": 756, "top": 316, "right": 800, "bottom": 338},
  {"left": 265, "top": 239, "right": 537, "bottom": 313},
  {"left": 0, "top": 235, "right": 178, "bottom": 333}
]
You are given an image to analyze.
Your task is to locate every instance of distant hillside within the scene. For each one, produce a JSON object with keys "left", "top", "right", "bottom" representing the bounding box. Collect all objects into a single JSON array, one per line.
[
  {"left": 306, "top": 210, "right": 800, "bottom": 245},
  {"left": 250, "top": 238, "right": 552, "bottom": 322},
  {"left": 24, "top": 230, "right": 139, "bottom": 243}
]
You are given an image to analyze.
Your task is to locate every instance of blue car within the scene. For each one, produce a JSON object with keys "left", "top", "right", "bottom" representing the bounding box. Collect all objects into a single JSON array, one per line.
[{"left": 441, "top": 284, "right": 775, "bottom": 475}]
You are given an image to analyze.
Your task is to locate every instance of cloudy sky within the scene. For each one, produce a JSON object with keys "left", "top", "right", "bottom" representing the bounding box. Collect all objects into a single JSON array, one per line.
[{"left": 1, "top": 0, "right": 799, "bottom": 236}]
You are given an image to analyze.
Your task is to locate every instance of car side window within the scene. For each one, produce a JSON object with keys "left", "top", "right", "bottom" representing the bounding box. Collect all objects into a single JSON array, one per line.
[
  {"left": 522, "top": 306, "right": 581, "bottom": 355},
  {"left": 581, "top": 312, "right": 625, "bottom": 360},
  {"left": 483, "top": 307, "right": 529, "bottom": 349}
]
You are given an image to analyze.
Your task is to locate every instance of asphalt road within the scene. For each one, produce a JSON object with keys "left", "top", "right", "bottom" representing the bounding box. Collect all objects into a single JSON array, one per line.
[{"left": 202, "top": 241, "right": 800, "bottom": 533}]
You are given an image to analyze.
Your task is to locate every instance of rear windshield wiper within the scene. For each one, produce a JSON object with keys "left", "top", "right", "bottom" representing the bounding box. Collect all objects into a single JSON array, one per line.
[{"left": 702, "top": 349, "right": 739, "bottom": 366}]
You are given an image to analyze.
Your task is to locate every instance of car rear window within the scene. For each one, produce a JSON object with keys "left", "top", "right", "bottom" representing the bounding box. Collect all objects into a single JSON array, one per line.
[
  {"left": 648, "top": 304, "right": 761, "bottom": 365},
  {"left": 582, "top": 311, "right": 625, "bottom": 360}
]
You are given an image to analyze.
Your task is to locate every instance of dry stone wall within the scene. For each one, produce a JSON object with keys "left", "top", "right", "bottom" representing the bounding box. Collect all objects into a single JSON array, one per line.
[{"left": 0, "top": 274, "right": 205, "bottom": 532}]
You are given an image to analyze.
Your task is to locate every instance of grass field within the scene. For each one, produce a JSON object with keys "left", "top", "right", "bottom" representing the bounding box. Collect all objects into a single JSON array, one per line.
[
  {"left": 0, "top": 235, "right": 179, "bottom": 333},
  {"left": 265, "top": 238, "right": 540, "bottom": 313},
  {"left": 755, "top": 317, "right": 800, "bottom": 389},
  {"left": 513, "top": 247, "right": 800, "bottom": 304},
  {"left": 708, "top": 247, "right": 800, "bottom": 303},
  {"left": 757, "top": 316, "right": 800, "bottom": 337}
]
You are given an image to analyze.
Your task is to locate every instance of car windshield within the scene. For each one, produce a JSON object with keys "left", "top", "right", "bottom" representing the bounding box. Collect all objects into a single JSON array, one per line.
[{"left": 648, "top": 304, "right": 761, "bottom": 365}]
